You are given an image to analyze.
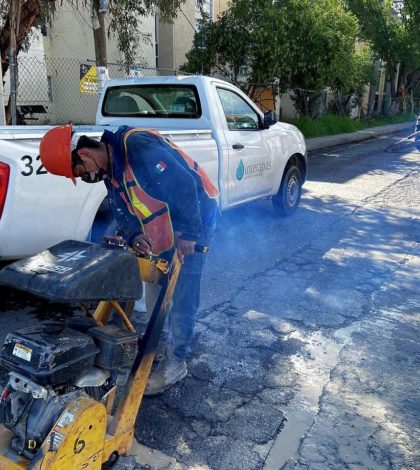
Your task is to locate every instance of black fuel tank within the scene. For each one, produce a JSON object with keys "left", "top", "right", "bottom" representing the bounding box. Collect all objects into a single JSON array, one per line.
[
  {"left": 0, "top": 322, "right": 99, "bottom": 386},
  {"left": 0, "top": 240, "right": 142, "bottom": 302}
]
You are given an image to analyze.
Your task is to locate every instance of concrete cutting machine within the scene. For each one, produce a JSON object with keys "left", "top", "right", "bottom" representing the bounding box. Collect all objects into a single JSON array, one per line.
[{"left": 0, "top": 239, "right": 181, "bottom": 469}]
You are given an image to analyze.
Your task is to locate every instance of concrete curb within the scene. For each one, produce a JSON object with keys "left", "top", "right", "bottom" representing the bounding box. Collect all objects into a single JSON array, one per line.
[{"left": 306, "top": 121, "right": 415, "bottom": 152}]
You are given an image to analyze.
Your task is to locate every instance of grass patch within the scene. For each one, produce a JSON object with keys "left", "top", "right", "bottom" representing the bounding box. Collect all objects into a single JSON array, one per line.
[{"left": 291, "top": 113, "right": 414, "bottom": 139}]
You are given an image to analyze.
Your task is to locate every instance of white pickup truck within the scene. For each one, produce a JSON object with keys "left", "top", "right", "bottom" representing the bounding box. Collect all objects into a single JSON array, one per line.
[{"left": 0, "top": 75, "right": 306, "bottom": 260}]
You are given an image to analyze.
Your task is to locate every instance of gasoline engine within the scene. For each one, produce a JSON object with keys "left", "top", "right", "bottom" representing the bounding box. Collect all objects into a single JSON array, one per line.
[
  {"left": 0, "top": 319, "right": 137, "bottom": 459},
  {"left": 0, "top": 238, "right": 182, "bottom": 469}
]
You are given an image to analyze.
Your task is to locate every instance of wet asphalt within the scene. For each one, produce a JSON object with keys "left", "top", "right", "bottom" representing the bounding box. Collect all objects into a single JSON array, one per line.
[{"left": 0, "top": 129, "right": 418, "bottom": 469}]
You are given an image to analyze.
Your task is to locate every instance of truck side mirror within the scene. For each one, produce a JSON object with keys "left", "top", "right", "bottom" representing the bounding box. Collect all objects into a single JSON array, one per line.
[{"left": 263, "top": 110, "right": 277, "bottom": 128}]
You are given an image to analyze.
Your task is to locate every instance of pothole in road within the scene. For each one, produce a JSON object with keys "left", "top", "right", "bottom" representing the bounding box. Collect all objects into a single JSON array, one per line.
[{"left": 263, "top": 322, "right": 361, "bottom": 469}]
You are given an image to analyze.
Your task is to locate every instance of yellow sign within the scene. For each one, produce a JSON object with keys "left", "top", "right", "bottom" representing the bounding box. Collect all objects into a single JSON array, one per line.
[{"left": 80, "top": 64, "right": 98, "bottom": 94}]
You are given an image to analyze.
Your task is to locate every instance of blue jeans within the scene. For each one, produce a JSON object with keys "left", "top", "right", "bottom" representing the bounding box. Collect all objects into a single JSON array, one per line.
[{"left": 145, "top": 226, "right": 215, "bottom": 360}]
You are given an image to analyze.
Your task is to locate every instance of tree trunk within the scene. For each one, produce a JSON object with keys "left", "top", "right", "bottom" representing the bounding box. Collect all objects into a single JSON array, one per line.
[
  {"left": 403, "top": 68, "right": 420, "bottom": 93},
  {"left": 1, "top": 0, "right": 42, "bottom": 79},
  {"left": 92, "top": 0, "right": 108, "bottom": 67}
]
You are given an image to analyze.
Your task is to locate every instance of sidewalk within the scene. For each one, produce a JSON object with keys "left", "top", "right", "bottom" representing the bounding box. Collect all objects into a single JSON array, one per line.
[{"left": 306, "top": 121, "right": 414, "bottom": 151}]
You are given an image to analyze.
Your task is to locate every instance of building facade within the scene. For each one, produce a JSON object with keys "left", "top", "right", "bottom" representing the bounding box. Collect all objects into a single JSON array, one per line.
[
  {"left": 3, "top": 1, "right": 229, "bottom": 124},
  {"left": 157, "top": 0, "right": 217, "bottom": 71}
]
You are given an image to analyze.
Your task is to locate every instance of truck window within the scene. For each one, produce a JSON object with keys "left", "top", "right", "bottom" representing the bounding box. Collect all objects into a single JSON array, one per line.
[
  {"left": 102, "top": 85, "right": 201, "bottom": 118},
  {"left": 217, "top": 88, "right": 260, "bottom": 130}
]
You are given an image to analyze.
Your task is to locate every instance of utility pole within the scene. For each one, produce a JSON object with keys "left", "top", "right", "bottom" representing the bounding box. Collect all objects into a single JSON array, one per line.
[
  {"left": 92, "top": 0, "right": 108, "bottom": 68},
  {"left": 394, "top": 62, "right": 400, "bottom": 95},
  {"left": 92, "top": 0, "right": 109, "bottom": 92}
]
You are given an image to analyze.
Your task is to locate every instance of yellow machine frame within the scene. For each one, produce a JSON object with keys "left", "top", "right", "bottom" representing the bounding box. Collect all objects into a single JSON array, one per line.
[{"left": 0, "top": 255, "right": 181, "bottom": 470}]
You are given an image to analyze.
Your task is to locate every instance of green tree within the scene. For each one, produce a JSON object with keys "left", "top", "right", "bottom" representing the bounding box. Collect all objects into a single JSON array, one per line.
[
  {"left": 259, "top": 0, "right": 375, "bottom": 115},
  {"left": 0, "top": 0, "right": 48, "bottom": 78},
  {"left": 182, "top": 0, "right": 374, "bottom": 114},
  {"left": 347, "top": 0, "right": 420, "bottom": 96},
  {"left": 182, "top": 0, "right": 280, "bottom": 99}
]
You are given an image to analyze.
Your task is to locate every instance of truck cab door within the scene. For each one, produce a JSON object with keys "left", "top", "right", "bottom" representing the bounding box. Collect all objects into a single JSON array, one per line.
[{"left": 215, "top": 86, "right": 276, "bottom": 205}]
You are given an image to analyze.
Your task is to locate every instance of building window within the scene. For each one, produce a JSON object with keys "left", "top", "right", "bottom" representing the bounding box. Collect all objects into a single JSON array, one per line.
[
  {"left": 196, "top": 0, "right": 213, "bottom": 17},
  {"left": 203, "top": 0, "right": 213, "bottom": 16}
]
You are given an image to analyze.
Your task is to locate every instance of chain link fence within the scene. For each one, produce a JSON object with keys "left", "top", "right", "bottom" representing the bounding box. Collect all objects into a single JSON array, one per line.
[
  {"left": 279, "top": 88, "right": 420, "bottom": 121},
  {"left": 2, "top": 57, "right": 190, "bottom": 125},
  {"left": 2, "top": 56, "right": 419, "bottom": 125}
]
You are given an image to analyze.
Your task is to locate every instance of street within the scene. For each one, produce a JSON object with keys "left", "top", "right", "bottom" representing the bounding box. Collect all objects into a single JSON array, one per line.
[{"left": 0, "top": 129, "right": 418, "bottom": 469}]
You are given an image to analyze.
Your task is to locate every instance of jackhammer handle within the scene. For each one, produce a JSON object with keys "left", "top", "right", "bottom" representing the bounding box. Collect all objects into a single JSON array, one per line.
[
  {"left": 103, "top": 233, "right": 209, "bottom": 254},
  {"left": 135, "top": 244, "right": 208, "bottom": 260}
]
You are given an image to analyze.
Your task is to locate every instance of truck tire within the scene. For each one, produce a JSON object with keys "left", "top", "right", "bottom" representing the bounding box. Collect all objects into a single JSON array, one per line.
[{"left": 272, "top": 165, "right": 302, "bottom": 216}]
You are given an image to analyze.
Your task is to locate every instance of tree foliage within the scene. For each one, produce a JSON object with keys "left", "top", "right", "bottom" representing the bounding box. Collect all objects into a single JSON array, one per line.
[
  {"left": 0, "top": 0, "right": 52, "bottom": 77},
  {"left": 0, "top": 0, "right": 189, "bottom": 78},
  {"left": 347, "top": 0, "right": 420, "bottom": 95},
  {"left": 182, "top": 0, "right": 280, "bottom": 97},
  {"left": 182, "top": 0, "right": 374, "bottom": 108}
]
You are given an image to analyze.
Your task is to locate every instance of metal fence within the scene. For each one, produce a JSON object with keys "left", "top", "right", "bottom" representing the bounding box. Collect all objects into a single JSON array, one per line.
[
  {"left": 279, "top": 88, "right": 420, "bottom": 121},
  {"left": 2, "top": 56, "right": 419, "bottom": 125},
  {"left": 2, "top": 57, "right": 189, "bottom": 125}
]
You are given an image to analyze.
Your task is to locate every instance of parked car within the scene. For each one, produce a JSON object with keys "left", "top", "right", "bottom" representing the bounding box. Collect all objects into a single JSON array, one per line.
[{"left": 0, "top": 76, "right": 307, "bottom": 259}]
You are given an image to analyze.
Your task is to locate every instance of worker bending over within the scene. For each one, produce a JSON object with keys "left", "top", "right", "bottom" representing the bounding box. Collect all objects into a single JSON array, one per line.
[{"left": 40, "top": 125, "right": 219, "bottom": 395}]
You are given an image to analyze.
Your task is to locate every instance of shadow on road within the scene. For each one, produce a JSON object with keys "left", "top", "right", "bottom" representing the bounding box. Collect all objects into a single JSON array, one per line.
[
  {"left": 309, "top": 131, "right": 417, "bottom": 184},
  {"left": 0, "top": 145, "right": 417, "bottom": 468},
  {"left": 132, "top": 175, "right": 418, "bottom": 468}
]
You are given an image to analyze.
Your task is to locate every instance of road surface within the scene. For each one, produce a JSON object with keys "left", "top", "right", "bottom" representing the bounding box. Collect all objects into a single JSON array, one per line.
[{"left": 0, "top": 129, "right": 418, "bottom": 469}]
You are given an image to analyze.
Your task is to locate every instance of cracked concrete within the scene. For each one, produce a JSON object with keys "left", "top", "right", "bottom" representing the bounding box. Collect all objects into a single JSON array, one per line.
[{"left": 264, "top": 324, "right": 361, "bottom": 469}]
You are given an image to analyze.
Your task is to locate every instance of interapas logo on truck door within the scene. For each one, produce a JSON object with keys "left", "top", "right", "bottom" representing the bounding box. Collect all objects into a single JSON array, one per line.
[{"left": 236, "top": 159, "right": 272, "bottom": 181}]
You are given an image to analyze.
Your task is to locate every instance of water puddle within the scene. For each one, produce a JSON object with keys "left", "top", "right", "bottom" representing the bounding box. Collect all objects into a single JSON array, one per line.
[{"left": 263, "top": 323, "right": 361, "bottom": 469}]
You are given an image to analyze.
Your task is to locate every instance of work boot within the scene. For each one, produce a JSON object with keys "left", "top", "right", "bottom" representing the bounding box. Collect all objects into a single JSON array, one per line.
[
  {"left": 144, "top": 355, "right": 187, "bottom": 396},
  {"left": 154, "top": 341, "right": 172, "bottom": 363},
  {"left": 133, "top": 297, "right": 147, "bottom": 313}
]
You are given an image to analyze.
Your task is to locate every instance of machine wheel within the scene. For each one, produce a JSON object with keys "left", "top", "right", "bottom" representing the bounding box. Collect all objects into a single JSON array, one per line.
[
  {"left": 102, "top": 452, "right": 119, "bottom": 469},
  {"left": 272, "top": 165, "right": 302, "bottom": 216}
]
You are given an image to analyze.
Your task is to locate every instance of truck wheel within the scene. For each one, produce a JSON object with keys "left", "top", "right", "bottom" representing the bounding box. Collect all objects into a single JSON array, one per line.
[{"left": 272, "top": 165, "right": 302, "bottom": 216}]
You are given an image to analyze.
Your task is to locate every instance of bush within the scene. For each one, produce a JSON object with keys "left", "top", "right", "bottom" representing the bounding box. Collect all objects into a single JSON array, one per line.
[{"left": 291, "top": 114, "right": 414, "bottom": 139}]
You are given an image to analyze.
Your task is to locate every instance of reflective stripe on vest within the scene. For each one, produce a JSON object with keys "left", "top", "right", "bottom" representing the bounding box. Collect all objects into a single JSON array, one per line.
[
  {"left": 113, "top": 178, "right": 171, "bottom": 253},
  {"left": 119, "top": 132, "right": 174, "bottom": 255}
]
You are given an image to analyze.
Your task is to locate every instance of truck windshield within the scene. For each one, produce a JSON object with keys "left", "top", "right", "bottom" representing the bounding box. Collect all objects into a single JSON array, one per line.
[{"left": 102, "top": 85, "right": 201, "bottom": 118}]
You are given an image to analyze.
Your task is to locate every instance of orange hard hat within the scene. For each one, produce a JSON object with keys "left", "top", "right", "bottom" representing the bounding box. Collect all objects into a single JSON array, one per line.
[{"left": 39, "top": 124, "right": 77, "bottom": 185}]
